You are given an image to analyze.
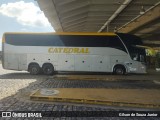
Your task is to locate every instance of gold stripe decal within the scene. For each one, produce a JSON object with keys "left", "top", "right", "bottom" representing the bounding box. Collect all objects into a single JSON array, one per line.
[{"left": 48, "top": 48, "right": 89, "bottom": 54}]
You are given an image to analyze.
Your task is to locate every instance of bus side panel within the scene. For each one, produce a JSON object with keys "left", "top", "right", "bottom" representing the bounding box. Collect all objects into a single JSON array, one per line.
[
  {"left": 57, "top": 55, "right": 74, "bottom": 71},
  {"left": 5, "top": 53, "right": 19, "bottom": 70},
  {"left": 2, "top": 52, "right": 8, "bottom": 69},
  {"left": 110, "top": 55, "right": 125, "bottom": 63},
  {"left": 92, "top": 55, "right": 110, "bottom": 72},
  {"left": 18, "top": 54, "right": 27, "bottom": 70},
  {"left": 27, "top": 54, "right": 59, "bottom": 70},
  {"left": 74, "top": 55, "right": 92, "bottom": 71},
  {"left": 110, "top": 55, "right": 129, "bottom": 72}
]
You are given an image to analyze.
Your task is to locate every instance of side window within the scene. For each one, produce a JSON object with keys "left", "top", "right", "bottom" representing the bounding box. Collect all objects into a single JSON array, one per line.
[
  {"left": 59, "top": 35, "right": 88, "bottom": 46},
  {"left": 108, "top": 36, "right": 126, "bottom": 52},
  {"left": 59, "top": 35, "right": 109, "bottom": 47},
  {"left": 131, "top": 53, "right": 139, "bottom": 61},
  {"left": 6, "top": 34, "right": 63, "bottom": 46},
  {"left": 6, "top": 34, "right": 126, "bottom": 50}
]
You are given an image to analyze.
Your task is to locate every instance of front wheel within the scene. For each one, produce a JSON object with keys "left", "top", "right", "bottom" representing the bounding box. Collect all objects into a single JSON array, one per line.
[
  {"left": 113, "top": 66, "right": 126, "bottom": 75},
  {"left": 42, "top": 64, "right": 54, "bottom": 75}
]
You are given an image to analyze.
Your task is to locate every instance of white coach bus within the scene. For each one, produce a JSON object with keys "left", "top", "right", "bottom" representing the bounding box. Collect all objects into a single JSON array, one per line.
[{"left": 2, "top": 32, "right": 146, "bottom": 75}]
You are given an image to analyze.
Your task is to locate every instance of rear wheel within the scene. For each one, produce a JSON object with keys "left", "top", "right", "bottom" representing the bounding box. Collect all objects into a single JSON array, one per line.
[
  {"left": 28, "top": 64, "right": 41, "bottom": 75},
  {"left": 113, "top": 66, "right": 126, "bottom": 75},
  {"left": 42, "top": 64, "right": 54, "bottom": 75}
]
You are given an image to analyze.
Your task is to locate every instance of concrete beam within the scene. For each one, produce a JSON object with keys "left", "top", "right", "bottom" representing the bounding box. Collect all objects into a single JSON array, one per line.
[
  {"left": 118, "top": 3, "right": 160, "bottom": 33},
  {"left": 36, "top": 0, "right": 63, "bottom": 31},
  {"left": 63, "top": 21, "right": 86, "bottom": 29},
  {"left": 57, "top": 1, "right": 89, "bottom": 14},
  {"left": 59, "top": 7, "right": 88, "bottom": 19},
  {"left": 62, "top": 16, "right": 87, "bottom": 24},
  {"left": 64, "top": 24, "right": 85, "bottom": 31}
]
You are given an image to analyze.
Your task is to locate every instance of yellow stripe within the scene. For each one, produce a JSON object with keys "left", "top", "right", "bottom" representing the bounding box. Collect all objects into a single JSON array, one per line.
[
  {"left": 4, "top": 32, "right": 116, "bottom": 36},
  {"left": 30, "top": 88, "right": 160, "bottom": 109},
  {"left": 53, "top": 32, "right": 116, "bottom": 36}
]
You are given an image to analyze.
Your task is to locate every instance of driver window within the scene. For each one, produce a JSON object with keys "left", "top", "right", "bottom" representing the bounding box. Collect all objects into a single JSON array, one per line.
[{"left": 132, "top": 54, "right": 138, "bottom": 61}]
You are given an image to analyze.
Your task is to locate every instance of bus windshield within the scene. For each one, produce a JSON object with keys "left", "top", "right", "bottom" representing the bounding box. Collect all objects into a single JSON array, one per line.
[
  {"left": 130, "top": 47, "right": 146, "bottom": 63},
  {"left": 117, "top": 33, "right": 146, "bottom": 63}
]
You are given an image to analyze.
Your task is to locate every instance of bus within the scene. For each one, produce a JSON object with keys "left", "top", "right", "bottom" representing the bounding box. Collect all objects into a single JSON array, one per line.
[{"left": 2, "top": 32, "right": 146, "bottom": 75}]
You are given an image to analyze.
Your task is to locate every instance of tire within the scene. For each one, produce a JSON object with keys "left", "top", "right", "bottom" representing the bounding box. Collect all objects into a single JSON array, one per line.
[
  {"left": 29, "top": 64, "right": 40, "bottom": 75},
  {"left": 42, "top": 64, "right": 54, "bottom": 75},
  {"left": 114, "top": 66, "right": 125, "bottom": 75}
]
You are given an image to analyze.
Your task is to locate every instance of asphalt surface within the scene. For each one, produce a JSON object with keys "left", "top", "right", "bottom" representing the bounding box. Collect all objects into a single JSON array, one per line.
[{"left": 0, "top": 64, "right": 160, "bottom": 119}]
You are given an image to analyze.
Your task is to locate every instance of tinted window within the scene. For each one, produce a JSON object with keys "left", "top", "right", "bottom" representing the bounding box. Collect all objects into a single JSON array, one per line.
[
  {"left": 58, "top": 35, "right": 109, "bottom": 47},
  {"left": 117, "top": 33, "right": 146, "bottom": 61},
  {"left": 117, "top": 33, "right": 143, "bottom": 50},
  {"left": 5, "top": 34, "right": 60, "bottom": 46},
  {"left": 108, "top": 36, "right": 126, "bottom": 52},
  {"left": 5, "top": 34, "right": 126, "bottom": 52}
]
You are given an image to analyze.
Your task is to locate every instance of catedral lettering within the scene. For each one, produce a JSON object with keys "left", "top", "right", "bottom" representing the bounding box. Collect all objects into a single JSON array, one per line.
[{"left": 48, "top": 48, "right": 89, "bottom": 54}]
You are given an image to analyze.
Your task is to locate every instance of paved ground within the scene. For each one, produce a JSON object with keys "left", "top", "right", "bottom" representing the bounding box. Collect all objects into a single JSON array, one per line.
[{"left": 0, "top": 64, "right": 160, "bottom": 119}]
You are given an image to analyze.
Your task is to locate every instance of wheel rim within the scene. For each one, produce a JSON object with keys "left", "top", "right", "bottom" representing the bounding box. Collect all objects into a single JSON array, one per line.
[
  {"left": 116, "top": 68, "right": 124, "bottom": 75},
  {"left": 43, "top": 65, "right": 53, "bottom": 75},
  {"left": 31, "top": 67, "right": 38, "bottom": 74},
  {"left": 45, "top": 67, "right": 52, "bottom": 74}
]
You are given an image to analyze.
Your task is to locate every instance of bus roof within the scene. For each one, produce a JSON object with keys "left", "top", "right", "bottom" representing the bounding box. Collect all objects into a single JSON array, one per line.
[{"left": 3, "top": 32, "right": 116, "bottom": 36}]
